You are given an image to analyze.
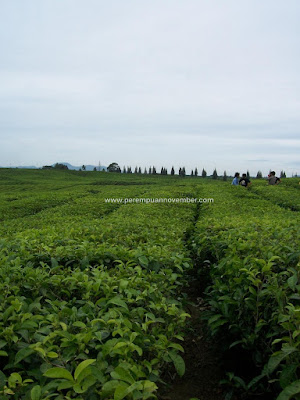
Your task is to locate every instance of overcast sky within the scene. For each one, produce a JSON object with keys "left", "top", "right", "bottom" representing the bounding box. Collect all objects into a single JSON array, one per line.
[{"left": 0, "top": 0, "right": 299, "bottom": 175}]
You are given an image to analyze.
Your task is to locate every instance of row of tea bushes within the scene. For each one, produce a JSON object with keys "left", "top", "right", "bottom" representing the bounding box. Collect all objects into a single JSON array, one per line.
[
  {"left": 251, "top": 180, "right": 300, "bottom": 212},
  {"left": 193, "top": 182, "right": 300, "bottom": 399},
  {"left": 0, "top": 180, "right": 197, "bottom": 399},
  {"left": 0, "top": 260, "right": 190, "bottom": 399},
  {"left": 0, "top": 185, "right": 197, "bottom": 271}
]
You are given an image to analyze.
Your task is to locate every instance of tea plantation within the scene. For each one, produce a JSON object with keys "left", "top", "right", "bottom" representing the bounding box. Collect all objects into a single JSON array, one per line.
[{"left": 0, "top": 169, "right": 299, "bottom": 400}]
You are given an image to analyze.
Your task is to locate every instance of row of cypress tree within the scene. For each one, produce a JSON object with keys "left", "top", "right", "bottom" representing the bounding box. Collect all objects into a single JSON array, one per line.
[{"left": 107, "top": 163, "right": 288, "bottom": 179}]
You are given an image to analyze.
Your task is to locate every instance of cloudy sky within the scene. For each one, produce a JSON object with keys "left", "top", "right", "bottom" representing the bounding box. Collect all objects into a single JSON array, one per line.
[{"left": 0, "top": 0, "right": 299, "bottom": 175}]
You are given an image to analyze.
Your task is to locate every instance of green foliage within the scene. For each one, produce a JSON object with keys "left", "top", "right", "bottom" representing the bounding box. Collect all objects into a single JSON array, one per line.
[
  {"left": 212, "top": 168, "right": 218, "bottom": 179},
  {"left": 193, "top": 181, "right": 300, "bottom": 398},
  {"left": 54, "top": 163, "right": 68, "bottom": 170},
  {"left": 0, "top": 169, "right": 299, "bottom": 399},
  {"left": 0, "top": 169, "right": 197, "bottom": 399},
  {"left": 107, "top": 163, "right": 121, "bottom": 173},
  {"left": 251, "top": 181, "right": 300, "bottom": 211}
]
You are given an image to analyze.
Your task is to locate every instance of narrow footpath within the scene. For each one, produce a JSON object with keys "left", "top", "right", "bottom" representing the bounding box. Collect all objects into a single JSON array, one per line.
[
  {"left": 158, "top": 197, "right": 225, "bottom": 400},
  {"left": 158, "top": 276, "right": 225, "bottom": 400}
]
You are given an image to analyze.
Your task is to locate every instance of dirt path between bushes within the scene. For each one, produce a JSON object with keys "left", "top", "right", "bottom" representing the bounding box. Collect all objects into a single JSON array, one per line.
[{"left": 158, "top": 281, "right": 225, "bottom": 400}]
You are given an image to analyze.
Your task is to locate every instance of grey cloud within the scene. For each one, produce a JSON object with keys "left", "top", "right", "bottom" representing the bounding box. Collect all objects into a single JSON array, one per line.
[
  {"left": 0, "top": 0, "right": 299, "bottom": 174},
  {"left": 247, "top": 160, "right": 269, "bottom": 163}
]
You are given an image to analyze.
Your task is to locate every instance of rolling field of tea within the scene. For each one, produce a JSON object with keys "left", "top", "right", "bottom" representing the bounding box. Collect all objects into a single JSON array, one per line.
[{"left": 0, "top": 169, "right": 299, "bottom": 400}]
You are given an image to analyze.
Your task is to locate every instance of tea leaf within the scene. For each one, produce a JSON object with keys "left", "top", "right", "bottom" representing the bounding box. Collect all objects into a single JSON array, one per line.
[
  {"left": 44, "top": 367, "right": 74, "bottom": 381},
  {"left": 30, "top": 385, "right": 41, "bottom": 400},
  {"left": 169, "top": 352, "right": 185, "bottom": 377},
  {"left": 277, "top": 380, "right": 300, "bottom": 400},
  {"left": 74, "top": 359, "right": 96, "bottom": 381}
]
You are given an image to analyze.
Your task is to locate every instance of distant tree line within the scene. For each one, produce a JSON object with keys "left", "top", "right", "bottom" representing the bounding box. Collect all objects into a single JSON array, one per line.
[
  {"left": 42, "top": 163, "right": 68, "bottom": 170},
  {"left": 108, "top": 163, "right": 227, "bottom": 179},
  {"left": 113, "top": 165, "right": 288, "bottom": 179},
  {"left": 43, "top": 162, "right": 290, "bottom": 179}
]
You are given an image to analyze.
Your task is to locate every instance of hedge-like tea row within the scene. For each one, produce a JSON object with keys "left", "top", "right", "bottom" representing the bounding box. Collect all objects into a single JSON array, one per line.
[
  {"left": 0, "top": 172, "right": 197, "bottom": 400},
  {"left": 193, "top": 182, "right": 300, "bottom": 399},
  {"left": 251, "top": 179, "right": 300, "bottom": 211}
]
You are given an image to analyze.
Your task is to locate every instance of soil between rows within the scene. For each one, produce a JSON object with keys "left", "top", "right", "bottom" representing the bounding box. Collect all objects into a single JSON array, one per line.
[{"left": 158, "top": 280, "right": 225, "bottom": 400}]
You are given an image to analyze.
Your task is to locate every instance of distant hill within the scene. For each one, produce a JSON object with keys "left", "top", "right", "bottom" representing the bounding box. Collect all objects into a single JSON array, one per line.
[
  {"left": 0, "top": 165, "right": 38, "bottom": 169},
  {"left": 0, "top": 163, "right": 107, "bottom": 171},
  {"left": 52, "top": 163, "right": 107, "bottom": 171}
]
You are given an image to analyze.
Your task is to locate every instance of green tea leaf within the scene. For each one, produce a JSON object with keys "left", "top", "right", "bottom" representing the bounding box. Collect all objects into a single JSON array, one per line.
[
  {"left": 111, "top": 366, "right": 135, "bottom": 384},
  {"left": 0, "top": 370, "right": 6, "bottom": 389},
  {"left": 267, "top": 348, "right": 298, "bottom": 375},
  {"left": 74, "top": 359, "right": 96, "bottom": 381},
  {"left": 44, "top": 367, "right": 74, "bottom": 381},
  {"left": 31, "top": 385, "right": 41, "bottom": 400},
  {"left": 138, "top": 256, "right": 149, "bottom": 267},
  {"left": 108, "top": 296, "right": 129, "bottom": 310},
  {"left": 280, "top": 365, "right": 298, "bottom": 389},
  {"left": 114, "top": 382, "right": 130, "bottom": 400},
  {"left": 169, "top": 352, "right": 185, "bottom": 377},
  {"left": 73, "top": 321, "right": 86, "bottom": 328},
  {"left": 277, "top": 380, "right": 300, "bottom": 400},
  {"left": 46, "top": 352, "right": 58, "bottom": 359},
  {"left": 73, "top": 376, "right": 97, "bottom": 395},
  {"left": 168, "top": 343, "right": 184, "bottom": 352},
  {"left": 0, "top": 341, "right": 7, "bottom": 350},
  {"left": 57, "top": 381, "right": 73, "bottom": 390},
  {"left": 80, "top": 374, "right": 97, "bottom": 391},
  {"left": 287, "top": 274, "right": 297, "bottom": 290},
  {"left": 101, "top": 380, "right": 119, "bottom": 396},
  {"left": 8, "top": 373, "right": 22, "bottom": 384}
]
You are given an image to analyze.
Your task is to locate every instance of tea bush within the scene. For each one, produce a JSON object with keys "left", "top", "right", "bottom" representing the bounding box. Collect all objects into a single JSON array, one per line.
[
  {"left": 0, "top": 170, "right": 196, "bottom": 399},
  {"left": 193, "top": 182, "right": 300, "bottom": 399}
]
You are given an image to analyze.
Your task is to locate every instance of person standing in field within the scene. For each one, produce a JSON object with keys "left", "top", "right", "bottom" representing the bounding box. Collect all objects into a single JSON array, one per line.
[
  {"left": 268, "top": 171, "right": 281, "bottom": 185},
  {"left": 239, "top": 173, "right": 251, "bottom": 187},
  {"left": 231, "top": 172, "right": 240, "bottom": 185}
]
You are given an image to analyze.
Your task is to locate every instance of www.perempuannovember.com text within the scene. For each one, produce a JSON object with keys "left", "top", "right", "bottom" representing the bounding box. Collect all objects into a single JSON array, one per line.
[{"left": 104, "top": 197, "right": 214, "bottom": 204}]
